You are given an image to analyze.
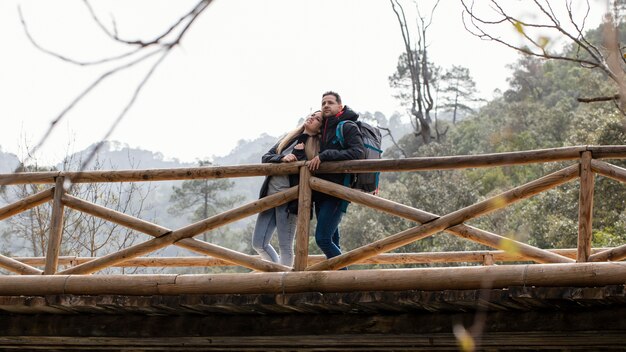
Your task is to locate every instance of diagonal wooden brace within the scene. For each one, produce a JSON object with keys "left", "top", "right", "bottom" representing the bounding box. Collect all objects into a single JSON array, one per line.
[
  {"left": 307, "top": 164, "right": 579, "bottom": 271},
  {"left": 59, "top": 186, "right": 298, "bottom": 274}
]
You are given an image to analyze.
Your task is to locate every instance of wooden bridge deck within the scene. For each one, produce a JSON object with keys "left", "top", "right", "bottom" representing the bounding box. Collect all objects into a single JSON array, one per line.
[{"left": 1, "top": 284, "right": 625, "bottom": 351}]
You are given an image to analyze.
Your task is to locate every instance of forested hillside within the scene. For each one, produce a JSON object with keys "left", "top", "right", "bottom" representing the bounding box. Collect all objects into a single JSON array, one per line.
[{"left": 339, "top": 51, "right": 626, "bottom": 260}]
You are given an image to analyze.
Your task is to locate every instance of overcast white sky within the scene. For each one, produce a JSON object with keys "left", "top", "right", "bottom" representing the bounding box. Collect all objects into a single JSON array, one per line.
[{"left": 0, "top": 0, "right": 608, "bottom": 165}]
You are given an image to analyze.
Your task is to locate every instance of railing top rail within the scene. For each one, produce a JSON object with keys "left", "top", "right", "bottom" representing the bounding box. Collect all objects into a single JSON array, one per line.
[
  {"left": 1, "top": 145, "right": 624, "bottom": 185},
  {"left": 587, "top": 145, "right": 626, "bottom": 158},
  {"left": 0, "top": 161, "right": 305, "bottom": 185},
  {"left": 319, "top": 146, "right": 589, "bottom": 174}
]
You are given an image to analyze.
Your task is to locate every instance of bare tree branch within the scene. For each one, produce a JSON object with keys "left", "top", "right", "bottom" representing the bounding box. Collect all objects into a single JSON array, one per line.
[
  {"left": 30, "top": 47, "right": 165, "bottom": 161},
  {"left": 378, "top": 126, "right": 407, "bottom": 158},
  {"left": 460, "top": 0, "right": 626, "bottom": 110},
  {"left": 77, "top": 48, "right": 173, "bottom": 174},
  {"left": 18, "top": 5, "right": 141, "bottom": 66},
  {"left": 390, "top": 0, "right": 439, "bottom": 145},
  {"left": 577, "top": 94, "right": 620, "bottom": 103},
  {"left": 461, "top": 1, "right": 604, "bottom": 69},
  {"left": 17, "top": 0, "right": 215, "bottom": 174},
  {"left": 83, "top": 0, "right": 209, "bottom": 47}
]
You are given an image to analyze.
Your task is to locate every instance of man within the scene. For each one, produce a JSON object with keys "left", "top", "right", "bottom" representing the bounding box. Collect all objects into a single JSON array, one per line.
[{"left": 308, "top": 91, "right": 364, "bottom": 260}]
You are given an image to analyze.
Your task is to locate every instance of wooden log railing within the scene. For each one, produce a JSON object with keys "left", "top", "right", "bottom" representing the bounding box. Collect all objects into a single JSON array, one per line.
[
  {"left": 0, "top": 145, "right": 625, "bottom": 294},
  {"left": 9, "top": 248, "right": 614, "bottom": 268}
]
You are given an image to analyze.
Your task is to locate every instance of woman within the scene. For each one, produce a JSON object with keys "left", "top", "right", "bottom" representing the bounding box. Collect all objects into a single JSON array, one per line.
[{"left": 252, "top": 111, "right": 323, "bottom": 266}]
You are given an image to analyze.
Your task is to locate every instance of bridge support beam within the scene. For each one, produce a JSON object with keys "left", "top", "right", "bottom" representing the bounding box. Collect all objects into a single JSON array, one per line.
[
  {"left": 0, "top": 262, "right": 625, "bottom": 296},
  {"left": 1, "top": 291, "right": 626, "bottom": 350}
]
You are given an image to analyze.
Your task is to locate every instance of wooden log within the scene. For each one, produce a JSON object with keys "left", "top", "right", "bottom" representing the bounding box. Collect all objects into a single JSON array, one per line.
[
  {"left": 0, "top": 188, "right": 54, "bottom": 221},
  {"left": 63, "top": 194, "right": 290, "bottom": 272},
  {"left": 0, "top": 252, "right": 505, "bottom": 268},
  {"left": 0, "top": 172, "right": 61, "bottom": 186},
  {"left": 14, "top": 254, "right": 283, "bottom": 269},
  {"left": 0, "top": 163, "right": 304, "bottom": 185},
  {"left": 308, "top": 177, "right": 574, "bottom": 264},
  {"left": 0, "top": 254, "right": 42, "bottom": 275},
  {"left": 44, "top": 178, "right": 66, "bottom": 275},
  {"left": 307, "top": 165, "right": 579, "bottom": 271},
  {"left": 0, "top": 262, "right": 625, "bottom": 295},
  {"left": 449, "top": 225, "right": 574, "bottom": 263},
  {"left": 16, "top": 256, "right": 77, "bottom": 266},
  {"left": 293, "top": 167, "right": 312, "bottom": 271},
  {"left": 15, "top": 256, "right": 223, "bottom": 267},
  {"left": 175, "top": 238, "right": 291, "bottom": 272},
  {"left": 62, "top": 194, "right": 170, "bottom": 236},
  {"left": 0, "top": 146, "right": 592, "bottom": 185},
  {"left": 59, "top": 187, "right": 298, "bottom": 275},
  {"left": 483, "top": 254, "right": 495, "bottom": 266},
  {"left": 323, "top": 248, "right": 606, "bottom": 264},
  {"left": 14, "top": 248, "right": 614, "bottom": 268},
  {"left": 587, "top": 159, "right": 626, "bottom": 261},
  {"left": 169, "top": 262, "right": 626, "bottom": 295},
  {"left": 315, "top": 146, "right": 586, "bottom": 174},
  {"left": 551, "top": 248, "right": 610, "bottom": 259},
  {"left": 589, "top": 245, "right": 626, "bottom": 262},
  {"left": 588, "top": 145, "right": 626, "bottom": 159},
  {"left": 577, "top": 151, "right": 595, "bottom": 262},
  {"left": 590, "top": 159, "right": 626, "bottom": 184}
]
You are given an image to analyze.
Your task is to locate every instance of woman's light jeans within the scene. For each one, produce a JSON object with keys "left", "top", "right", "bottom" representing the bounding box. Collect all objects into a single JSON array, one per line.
[{"left": 252, "top": 203, "right": 297, "bottom": 267}]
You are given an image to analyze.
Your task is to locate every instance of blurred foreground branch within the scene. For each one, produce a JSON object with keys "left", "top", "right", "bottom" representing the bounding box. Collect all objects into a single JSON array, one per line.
[{"left": 17, "top": 0, "right": 214, "bottom": 175}]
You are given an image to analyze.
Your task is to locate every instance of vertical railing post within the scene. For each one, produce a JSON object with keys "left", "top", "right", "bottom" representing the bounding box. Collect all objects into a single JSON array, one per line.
[
  {"left": 483, "top": 253, "right": 495, "bottom": 266},
  {"left": 293, "top": 166, "right": 312, "bottom": 271},
  {"left": 44, "top": 176, "right": 66, "bottom": 275},
  {"left": 577, "top": 151, "right": 595, "bottom": 262}
]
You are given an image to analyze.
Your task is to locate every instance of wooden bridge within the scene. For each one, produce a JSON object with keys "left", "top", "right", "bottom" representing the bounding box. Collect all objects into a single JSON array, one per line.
[{"left": 1, "top": 145, "right": 626, "bottom": 351}]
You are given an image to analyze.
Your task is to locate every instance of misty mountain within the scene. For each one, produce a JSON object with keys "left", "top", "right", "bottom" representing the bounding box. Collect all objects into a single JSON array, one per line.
[
  {"left": 58, "top": 141, "right": 196, "bottom": 171},
  {"left": 213, "top": 133, "right": 277, "bottom": 202},
  {"left": 54, "top": 140, "right": 279, "bottom": 232},
  {"left": 213, "top": 133, "right": 277, "bottom": 166},
  {"left": 0, "top": 149, "right": 20, "bottom": 173}
]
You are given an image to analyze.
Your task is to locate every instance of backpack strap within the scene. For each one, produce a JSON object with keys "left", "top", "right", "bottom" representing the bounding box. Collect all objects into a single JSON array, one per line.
[
  {"left": 365, "top": 142, "right": 383, "bottom": 154},
  {"left": 335, "top": 120, "right": 358, "bottom": 149},
  {"left": 336, "top": 120, "right": 356, "bottom": 189},
  {"left": 335, "top": 120, "right": 348, "bottom": 148}
]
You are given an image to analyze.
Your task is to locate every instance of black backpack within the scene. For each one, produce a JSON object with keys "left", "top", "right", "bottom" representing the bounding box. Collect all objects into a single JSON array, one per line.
[{"left": 336, "top": 120, "right": 383, "bottom": 194}]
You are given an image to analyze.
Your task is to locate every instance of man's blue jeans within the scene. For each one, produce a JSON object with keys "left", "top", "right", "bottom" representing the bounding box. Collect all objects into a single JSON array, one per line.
[{"left": 314, "top": 198, "right": 345, "bottom": 259}]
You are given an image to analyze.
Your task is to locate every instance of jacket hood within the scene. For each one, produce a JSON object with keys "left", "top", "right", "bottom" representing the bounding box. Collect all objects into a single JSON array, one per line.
[{"left": 336, "top": 105, "right": 359, "bottom": 122}]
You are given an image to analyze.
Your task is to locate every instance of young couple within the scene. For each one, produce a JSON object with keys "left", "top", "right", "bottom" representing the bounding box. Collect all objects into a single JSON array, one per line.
[{"left": 252, "top": 91, "right": 364, "bottom": 267}]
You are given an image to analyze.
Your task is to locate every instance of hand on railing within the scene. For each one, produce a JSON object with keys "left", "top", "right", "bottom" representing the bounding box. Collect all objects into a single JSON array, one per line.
[
  {"left": 307, "top": 156, "right": 321, "bottom": 171},
  {"left": 281, "top": 154, "right": 297, "bottom": 163}
]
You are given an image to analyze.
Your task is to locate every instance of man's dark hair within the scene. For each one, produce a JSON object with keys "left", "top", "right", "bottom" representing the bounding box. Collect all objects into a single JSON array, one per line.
[{"left": 322, "top": 91, "right": 342, "bottom": 104}]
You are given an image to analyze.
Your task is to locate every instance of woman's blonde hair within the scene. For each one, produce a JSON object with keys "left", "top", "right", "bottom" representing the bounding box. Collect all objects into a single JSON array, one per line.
[{"left": 276, "top": 113, "right": 320, "bottom": 160}]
